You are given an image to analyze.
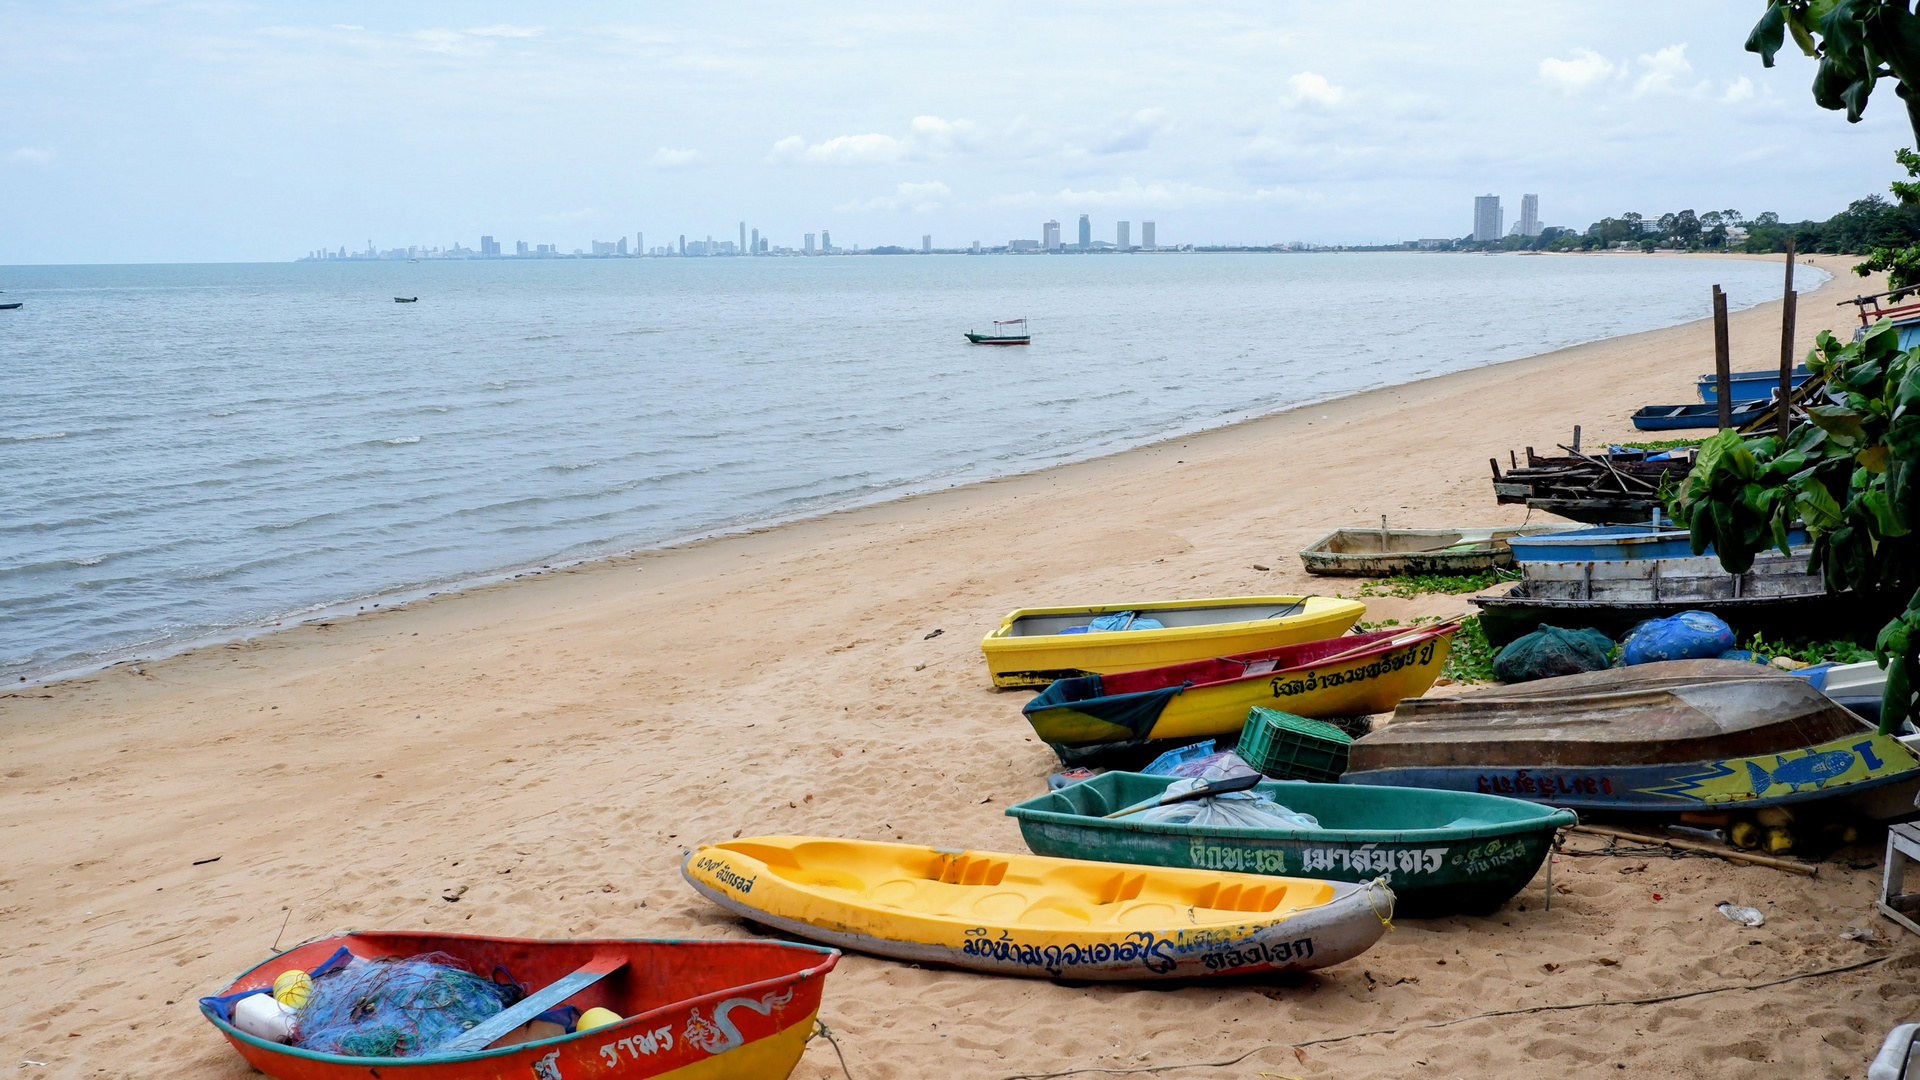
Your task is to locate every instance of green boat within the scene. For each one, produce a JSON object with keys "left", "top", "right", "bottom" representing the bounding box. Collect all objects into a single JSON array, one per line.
[{"left": 1006, "top": 773, "right": 1576, "bottom": 917}]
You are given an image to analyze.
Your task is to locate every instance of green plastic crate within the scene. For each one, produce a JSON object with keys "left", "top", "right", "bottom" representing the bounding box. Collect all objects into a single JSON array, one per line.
[{"left": 1237, "top": 706, "right": 1352, "bottom": 782}]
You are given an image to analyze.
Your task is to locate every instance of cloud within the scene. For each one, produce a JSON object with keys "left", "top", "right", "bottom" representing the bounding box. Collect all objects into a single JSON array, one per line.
[
  {"left": 8, "top": 147, "right": 55, "bottom": 166},
  {"left": 466, "top": 25, "right": 544, "bottom": 38},
  {"left": 1090, "top": 109, "right": 1169, "bottom": 154},
  {"left": 1723, "top": 76, "right": 1755, "bottom": 103},
  {"left": 1286, "top": 73, "right": 1343, "bottom": 107},
  {"left": 1635, "top": 44, "right": 1693, "bottom": 95},
  {"left": 647, "top": 147, "right": 704, "bottom": 169},
  {"left": 768, "top": 116, "right": 981, "bottom": 165},
  {"left": 1539, "top": 48, "right": 1616, "bottom": 92},
  {"left": 839, "top": 180, "right": 953, "bottom": 212}
]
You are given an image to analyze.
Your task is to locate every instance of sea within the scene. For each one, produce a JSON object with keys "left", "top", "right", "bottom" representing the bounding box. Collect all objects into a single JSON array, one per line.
[{"left": 0, "top": 253, "right": 1821, "bottom": 683}]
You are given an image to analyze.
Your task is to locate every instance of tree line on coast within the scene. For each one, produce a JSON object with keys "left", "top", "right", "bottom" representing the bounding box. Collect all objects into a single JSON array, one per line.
[{"left": 1455, "top": 196, "right": 1920, "bottom": 259}]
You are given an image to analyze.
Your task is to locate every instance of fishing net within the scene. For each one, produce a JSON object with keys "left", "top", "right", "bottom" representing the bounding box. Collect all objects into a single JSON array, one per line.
[
  {"left": 1492, "top": 624, "right": 1614, "bottom": 683},
  {"left": 294, "top": 953, "right": 522, "bottom": 1058},
  {"left": 1131, "top": 761, "right": 1322, "bottom": 829}
]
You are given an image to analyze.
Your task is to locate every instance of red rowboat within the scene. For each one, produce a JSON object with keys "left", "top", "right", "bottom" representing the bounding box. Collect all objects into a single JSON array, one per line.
[{"left": 200, "top": 932, "right": 839, "bottom": 1080}]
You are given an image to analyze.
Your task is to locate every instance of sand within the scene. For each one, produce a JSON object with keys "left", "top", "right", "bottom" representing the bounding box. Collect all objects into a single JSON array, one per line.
[{"left": 4, "top": 252, "right": 1913, "bottom": 1080}]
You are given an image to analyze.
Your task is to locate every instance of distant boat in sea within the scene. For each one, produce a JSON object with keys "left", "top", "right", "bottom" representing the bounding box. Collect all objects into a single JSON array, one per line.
[
  {"left": 394, "top": 296, "right": 418, "bottom": 303},
  {"left": 0, "top": 302, "right": 21, "bottom": 310},
  {"left": 965, "top": 317, "right": 1029, "bottom": 345}
]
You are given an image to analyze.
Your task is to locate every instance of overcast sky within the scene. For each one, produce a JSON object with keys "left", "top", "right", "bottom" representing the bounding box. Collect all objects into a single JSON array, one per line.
[{"left": 2, "top": 2, "right": 1913, "bottom": 263}]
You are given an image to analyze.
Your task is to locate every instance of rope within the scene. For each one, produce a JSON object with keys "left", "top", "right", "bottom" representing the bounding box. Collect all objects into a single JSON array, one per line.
[
  {"left": 995, "top": 954, "right": 1890, "bottom": 1080},
  {"left": 810, "top": 1019, "right": 855, "bottom": 1080},
  {"left": 1365, "top": 877, "right": 1395, "bottom": 931}
]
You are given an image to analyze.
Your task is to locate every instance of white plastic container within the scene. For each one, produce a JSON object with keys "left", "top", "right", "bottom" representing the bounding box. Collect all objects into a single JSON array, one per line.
[{"left": 233, "top": 992, "right": 297, "bottom": 1043}]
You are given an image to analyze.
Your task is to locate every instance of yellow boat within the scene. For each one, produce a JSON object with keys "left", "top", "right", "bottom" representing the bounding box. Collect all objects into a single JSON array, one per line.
[
  {"left": 1023, "top": 624, "right": 1455, "bottom": 746},
  {"left": 682, "top": 836, "right": 1393, "bottom": 981},
  {"left": 979, "top": 595, "right": 1366, "bottom": 689}
]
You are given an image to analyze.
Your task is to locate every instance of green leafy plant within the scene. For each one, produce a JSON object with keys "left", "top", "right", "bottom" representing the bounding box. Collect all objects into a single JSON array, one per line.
[
  {"left": 1617, "top": 437, "right": 1704, "bottom": 451},
  {"left": 1740, "top": 634, "right": 1878, "bottom": 665},
  {"left": 1356, "top": 569, "right": 1509, "bottom": 599},
  {"left": 1668, "top": 321, "right": 1920, "bottom": 729},
  {"left": 1440, "top": 617, "right": 1497, "bottom": 683}
]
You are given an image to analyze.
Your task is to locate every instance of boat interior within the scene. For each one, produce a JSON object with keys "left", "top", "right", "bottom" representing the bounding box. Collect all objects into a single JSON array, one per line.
[
  {"left": 1024, "top": 773, "right": 1556, "bottom": 832},
  {"left": 1004, "top": 599, "right": 1318, "bottom": 637}
]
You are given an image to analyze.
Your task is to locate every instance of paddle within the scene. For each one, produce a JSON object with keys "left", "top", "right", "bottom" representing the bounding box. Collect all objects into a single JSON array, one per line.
[{"left": 1101, "top": 772, "right": 1263, "bottom": 819}]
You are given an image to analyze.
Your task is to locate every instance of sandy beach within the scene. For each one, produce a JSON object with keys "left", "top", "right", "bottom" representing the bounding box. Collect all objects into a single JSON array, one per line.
[{"left": 5, "top": 252, "right": 1912, "bottom": 1080}]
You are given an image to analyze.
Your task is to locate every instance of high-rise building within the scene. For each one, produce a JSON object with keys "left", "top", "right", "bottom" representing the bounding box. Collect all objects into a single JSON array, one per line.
[
  {"left": 636, "top": 232, "right": 643, "bottom": 255},
  {"left": 1142, "top": 221, "right": 1156, "bottom": 250},
  {"left": 751, "top": 227, "right": 759, "bottom": 254},
  {"left": 1473, "top": 196, "right": 1502, "bottom": 242},
  {"left": 617, "top": 236, "right": 628, "bottom": 256},
  {"left": 515, "top": 240, "right": 529, "bottom": 256},
  {"left": 805, "top": 233, "right": 816, "bottom": 255},
  {"left": 678, "top": 234, "right": 686, "bottom": 255},
  {"left": 1519, "top": 194, "right": 1540, "bottom": 237},
  {"left": 821, "top": 230, "right": 832, "bottom": 253},
  {"left": 1116, "top": 221, "right": 1130, "bottom": 250},
  {"left": 739, "top": 222, "right": 746, "bottom": 255},
  {"left": 971, "top": 240, "right": 981, "bottom": 254},
  {"left": 1043, "top": 220, "right": 1061, "bottom": 250},
  {"left": 480, "top": 235, "right": 500, "bottom": 257},
  {"left": 1078, "top": 214, "right": 1091, "bottom": 249},
  {"left": 922, "top": 234, "right": 932, "bottom": 253}
]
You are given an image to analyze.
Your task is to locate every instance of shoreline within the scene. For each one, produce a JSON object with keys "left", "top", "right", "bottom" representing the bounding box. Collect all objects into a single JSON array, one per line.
[
  {"left": 10, "top": 252, "right": 1834, "bottom": 689},
  {"left": 6, "top": 251, "right": 1906, "bottom": 1080}
]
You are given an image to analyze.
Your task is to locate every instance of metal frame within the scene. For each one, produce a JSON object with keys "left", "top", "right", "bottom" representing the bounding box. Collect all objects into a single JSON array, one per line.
[{"left": 1878, "top": 823, "right": 1920, "bottom": 937}]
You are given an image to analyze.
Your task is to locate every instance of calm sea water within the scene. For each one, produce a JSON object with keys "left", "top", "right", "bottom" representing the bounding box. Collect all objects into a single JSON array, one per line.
[{"left": 0, "top": 253, "right": 1816, "bottom": 681}]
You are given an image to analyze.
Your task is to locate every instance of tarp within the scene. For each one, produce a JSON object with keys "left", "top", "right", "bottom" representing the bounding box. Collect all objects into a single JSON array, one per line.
[{"left": 1022, "top": 675, "right": 1189, "bottom": 741}]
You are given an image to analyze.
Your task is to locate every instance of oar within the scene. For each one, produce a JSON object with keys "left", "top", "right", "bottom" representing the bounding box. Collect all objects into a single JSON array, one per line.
[{"left": 1102, "top": 772, "right": 1263, "bottom": 819}]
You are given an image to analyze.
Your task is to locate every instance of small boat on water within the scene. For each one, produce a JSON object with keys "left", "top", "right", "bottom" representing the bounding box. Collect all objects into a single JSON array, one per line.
[
  {"left": 395, "top": 296, "right": 419, "bottom": 303},
  {"left": 965, "top": 318, "right": 1029, "bottom": 344},
  {"left": 200, "top": 931, "right": 838, "bottom": 1080},
  {"left": 1631, "top": 399, "right": 1770, "bottom": 431},
  {"left": 1697, "top": 366, "right": 1811, "bottom": 403},
  {"left": 1298, "top": 523, "right": 1570, "bottom": 576},
  {"left": 1007, "top": 773, "right": 1574, "bottom": 916},
  {"left": 1468, "top": 545, "right": 1903, "bottom": 646},
  {"left": 980, "top": 595, "right": 1366, "bottom": 689},
  {"left": 1021, "top": 624, "right": 1454, "bottom": 747},
  {"left": 1343, "top": 660, "right": 1920, "bottom": 819},
  {"left": 0, "top": 302, "right": 21, "bottom": 310},
  {"left": 683, "top": 836, "right": 1393, "bottom": 980}
]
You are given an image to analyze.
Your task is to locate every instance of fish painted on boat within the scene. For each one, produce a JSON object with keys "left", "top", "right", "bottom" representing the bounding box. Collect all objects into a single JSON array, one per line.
[{"left": 1745, "top": 749, "right": 1859, "bottom": 794}]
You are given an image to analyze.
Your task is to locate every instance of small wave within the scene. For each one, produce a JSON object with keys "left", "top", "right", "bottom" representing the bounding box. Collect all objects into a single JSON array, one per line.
[
  {"left": 1, "top": 431, "right": 69, "bottom": 442},
  {"left": 210, "top": 410, "right": 238, "bottom": 418},
  {"left": 383, "top": 436, "right": 422, "bottom": 445}
]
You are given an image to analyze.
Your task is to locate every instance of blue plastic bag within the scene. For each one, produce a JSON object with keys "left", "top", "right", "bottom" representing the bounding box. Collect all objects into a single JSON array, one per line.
[{"left": 1620, "top": 611, "right": 1736, "bottom": 665}]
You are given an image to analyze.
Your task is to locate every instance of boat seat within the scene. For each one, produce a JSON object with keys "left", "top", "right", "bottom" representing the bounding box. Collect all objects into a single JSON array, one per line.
[{"left": 439, "top": 953, "right": 628, "bottom": 1054}]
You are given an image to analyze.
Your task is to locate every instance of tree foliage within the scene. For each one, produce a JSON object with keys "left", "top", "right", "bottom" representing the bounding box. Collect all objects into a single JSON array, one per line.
[{"left": 1747, "top": 0, "right": 1920, "bottom": 145}]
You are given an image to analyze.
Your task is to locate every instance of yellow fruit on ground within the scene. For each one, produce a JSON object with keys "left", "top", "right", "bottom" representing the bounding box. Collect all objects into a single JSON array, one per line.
[
  {"left": 272, "top": 969, "right": 312, "bottom": 1008},
  {"left": 577, "top": 1007, "right": 622, "bottom": 1032},
  {"left": 1730, "top": 821, "right": 1761, "bottom": 849}
]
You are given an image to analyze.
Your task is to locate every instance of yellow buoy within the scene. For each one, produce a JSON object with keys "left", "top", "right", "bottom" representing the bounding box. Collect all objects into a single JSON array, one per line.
[
  {"left": 1729, "top": 821, "right": 1761, "bottom": 849},
  {"left": 577, "top": 1007, "right": 622, "bottom": 1032},
  {"left": 272, "top": 969, "right": 313, "bottom": 1008},
  {"left": 1763, "top": 826, "right": 1795, "bottom": 855}
]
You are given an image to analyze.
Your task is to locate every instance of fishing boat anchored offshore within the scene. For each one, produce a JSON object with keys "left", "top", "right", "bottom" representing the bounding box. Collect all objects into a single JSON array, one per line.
[{"left": 965, "top": 318, "right": 1030, "bottom": 345}]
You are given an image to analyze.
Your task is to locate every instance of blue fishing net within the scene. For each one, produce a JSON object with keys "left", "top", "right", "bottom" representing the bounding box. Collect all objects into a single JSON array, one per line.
[{"left": 294, "top": 953, "right": 522, "bottom": 1058}]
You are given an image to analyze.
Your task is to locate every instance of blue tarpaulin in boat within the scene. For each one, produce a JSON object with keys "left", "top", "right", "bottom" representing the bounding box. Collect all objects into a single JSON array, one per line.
[{"left": 1023, "top": 675, "right": 1189, "bottom": 740}]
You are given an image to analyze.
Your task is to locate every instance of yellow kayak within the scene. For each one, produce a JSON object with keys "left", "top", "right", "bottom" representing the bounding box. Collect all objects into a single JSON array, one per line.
[
  {"left": 1024, "top": 625, "right": 1455, "bottom": 746},
  {"left": 979, "top": 595, "right": 1366, "bottom": 689},
  {"left": 682, "top": 836, "right": 1393, "bottom": 980}
]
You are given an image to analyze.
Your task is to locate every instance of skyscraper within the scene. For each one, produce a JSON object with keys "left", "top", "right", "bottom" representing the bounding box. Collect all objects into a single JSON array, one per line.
[
  {"left": 739, "top": 222, "right": 746, "bottom": 255},
  {"left": 1077, "top": 214, "right": 1091, "bottom": 249},
  {"left": 1473, "top": 196, "right": 1502, "bottom": 242},
  {"left": 678, "top": 234, "right": 686, "bottom": 255},
  {"left": 516, "top": 240, "right": 529, "bottom": 256},
  {"left": 922, "top": 234, "right": 932, "bottom": 252},
  {"left": 636, "top": 232, "right": 643, "bottom": 255},
  {"left": 805, "top": 233, "right": 816, "bottom": 255},
  {"left": 1116, "top": 221, "right": 1130, "bottom": 250},
  {"left": 751, "top": 227, "right": 759, "bottom": 255},
  {"left": 821, "top": 230, "right": 832, "bottom": 253},
  {"left": 480, "top": 235, "right": 500, "bottom": 257},
  {"left": 1142, "top": 221, "right": 1156, "bottom": 250},
  {"left": 1043, "top": 220, "right": 1061, "bottom": 250},
  {"left": 1519, "top": 194, "right": 1540, "bottom": 237}
]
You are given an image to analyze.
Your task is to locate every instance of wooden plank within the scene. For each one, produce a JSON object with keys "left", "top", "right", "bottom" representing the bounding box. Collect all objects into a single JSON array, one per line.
[
  {"left": 1714, "top": 284, "right": 1733, "bottom": 429},
  {"left": 1780, "top": 238, "right": 1798, "bottom": 443}
]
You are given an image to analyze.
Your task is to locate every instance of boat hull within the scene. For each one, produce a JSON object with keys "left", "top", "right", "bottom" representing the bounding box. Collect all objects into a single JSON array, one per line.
[
  {"left": 1022, "top": 627, "right": 1452, "bottom": 746},
  {"left": 1471, "top": 588, "right": 1903, "bottom": 647},
  {"left": 964, "top": 334, "right": 1029, "bottom": 345},
  {"left": 200, "top": 933, "right": 837, "bottom": 1080},
  {"left": 1631, "top": 400, "right": 1769, "bottom": 431},
  {"left": 682, "top": 838, "right": 1391, "bottom": 980},
  {"left": 1696, "top": 368, "right": 1811, "bottom": 404},
  {"left": 981, "top": 595, "right": 1366, "bottom": 689},
  {"left": 1298, "top": 525, "right": 1569, "bottom": 576},
  {"left": 1008, "top": 774, "right": 1574, "bottom": 917}
]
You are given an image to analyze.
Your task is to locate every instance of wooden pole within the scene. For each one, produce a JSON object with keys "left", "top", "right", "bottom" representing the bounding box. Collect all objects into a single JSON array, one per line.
[
  {"left": 1778, "top": 238, "right": 1798, "bottom": 443},
  {"left": 1713, "top": 284, "right": 1733, "bottom": 429},
  {"left": 1570, "top": 824, "right": 1817, "bottom": 876}
]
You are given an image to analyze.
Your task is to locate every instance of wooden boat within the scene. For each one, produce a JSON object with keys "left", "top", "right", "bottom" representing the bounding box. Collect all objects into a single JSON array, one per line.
[
  {"left": 981, "top": 595, "right": 1365, "bottom": 689},
  {"left": 1021, "top": 625, "right": 1455, "bottom": 747},
  {"left": 1342, "top": 661, "right": 1920, "bottom": 820},
  {"left": 1468, "top": 546, "right": 1905, "bottom": 646},
  {"left": 1298, "top": 524, "right": 1570, "bottom": 576},
  {"left": 0, "top": 301, "right": 20, "bottom": 310},
  {"left": 1492, "top": 446, "right": 1695, "bottom": 525},
  {"left": 1631, "top": 399, "right": 1769, "bottom": 431},
  {"left": 1007, "top": 773, "right": 1575, "bottom": 916},
  {"left": 683, "top": 836, "right": 1392, "bottom": 980},
  {"left": 199, "top": 931, "right": 838, "bottom": 1080},
  {"left": 1697, "top": 366, "right": 1811, "bottom": 403},
  {"left": 1506, "top": 524, "right": 1805, "bottom": 563},
  {"left": 395, "top": 296, "right": 419, "bottom": 303},
  {"left": 965, "top": 318, "right": 1029, "bottom": 344}
]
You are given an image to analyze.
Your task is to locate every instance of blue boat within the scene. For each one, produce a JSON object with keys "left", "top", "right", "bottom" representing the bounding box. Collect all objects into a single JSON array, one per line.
[
  {"left": 1505, "top": 523, "right": 1808, "bottom": 563},
  {"left": 1343, "top": 661, "right": 1920, "bottom": 821},
  {"left": 1631, "top": 399, "right": 1769, "bottom": 431},
  {"left": 1696, "top": 367, "right": 1811, "bottom": 404}
]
